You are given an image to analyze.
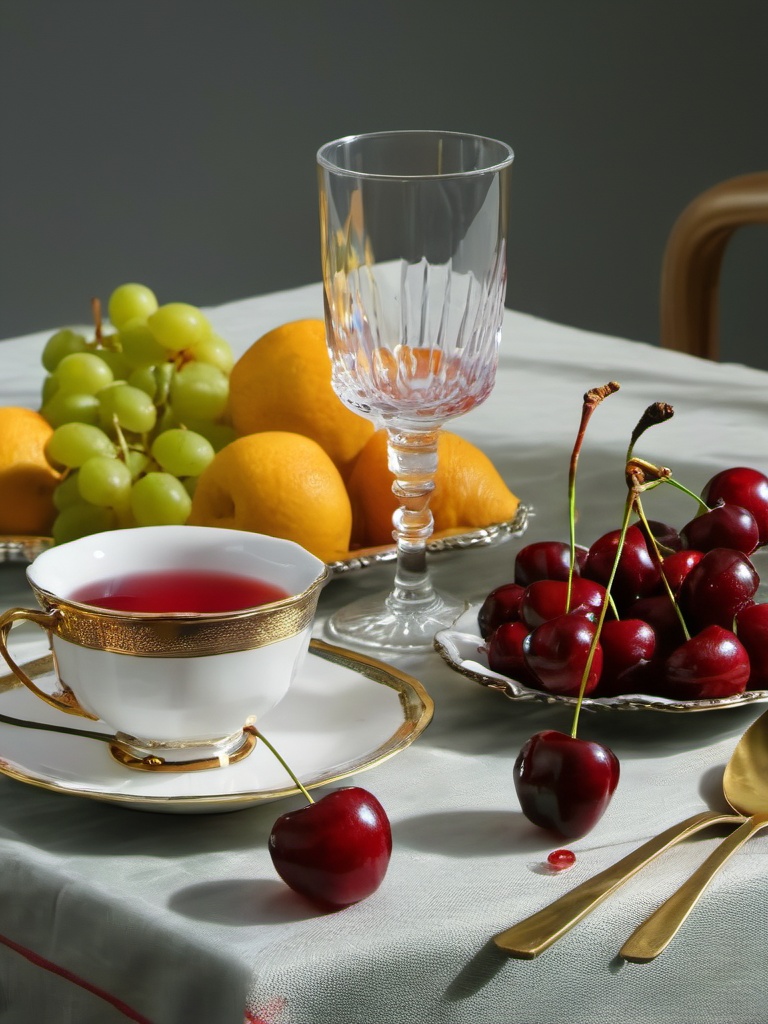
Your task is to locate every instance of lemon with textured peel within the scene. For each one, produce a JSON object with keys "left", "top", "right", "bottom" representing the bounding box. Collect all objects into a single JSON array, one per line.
[
  {"left": 228, "top": 319, "right": 374, "bottom": 479},
  {"left": 188, "top": 431, "right": 352, "bottom": 563},
  {"left": 0, "top": 407, "right": 60, "bottom": 535},
  {"left": 347, "top": 429, "right": 520, "bottom": 548}
]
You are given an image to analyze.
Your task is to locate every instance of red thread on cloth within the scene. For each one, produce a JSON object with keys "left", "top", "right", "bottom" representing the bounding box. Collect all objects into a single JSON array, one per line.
[
  {"left": 0, "top": 930, "right": 153, "bottom": 1023},
  {"left": 245, "top": 996, "right": 286, "bottom": 1023}
]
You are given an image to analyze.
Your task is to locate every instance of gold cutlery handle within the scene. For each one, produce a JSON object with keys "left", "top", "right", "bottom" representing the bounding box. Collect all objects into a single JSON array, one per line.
[
  {"left": 620, "top": 813, "right": 768, "bottom": 963},
  {"left": 493, "top": 811, "right": 742, "bottom": 959}
]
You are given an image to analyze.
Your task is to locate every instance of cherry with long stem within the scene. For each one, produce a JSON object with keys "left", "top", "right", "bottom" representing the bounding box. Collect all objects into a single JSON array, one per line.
[{"left": 258, "top": 729, "right": 392, "bottom": 909}]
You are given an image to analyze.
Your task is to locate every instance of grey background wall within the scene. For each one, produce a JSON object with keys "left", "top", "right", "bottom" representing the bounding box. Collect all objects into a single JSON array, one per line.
[{"left": 1, "top": 1, "right": 767, "bottom": 365}]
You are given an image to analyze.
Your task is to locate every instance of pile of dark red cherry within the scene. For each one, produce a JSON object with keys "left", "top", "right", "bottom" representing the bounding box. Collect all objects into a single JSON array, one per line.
[{"left": 478, "top": 466, "right": 768, "bottom": 702}]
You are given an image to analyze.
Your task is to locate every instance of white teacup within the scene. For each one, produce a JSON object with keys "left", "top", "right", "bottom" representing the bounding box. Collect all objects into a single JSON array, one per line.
[{"left": 0, "top": 526, "right": 330, "bottom": 771}]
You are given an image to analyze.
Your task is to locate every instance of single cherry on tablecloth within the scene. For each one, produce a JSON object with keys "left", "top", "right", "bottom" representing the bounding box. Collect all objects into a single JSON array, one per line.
[{"left": 259, "top": 731, "right": 392, "bottom": 909}]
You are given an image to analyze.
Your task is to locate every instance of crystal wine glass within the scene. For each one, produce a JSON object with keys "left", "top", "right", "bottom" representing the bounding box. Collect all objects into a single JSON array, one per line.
[{"left": 317, "top": 130, "right": 514, "bottom": 650}]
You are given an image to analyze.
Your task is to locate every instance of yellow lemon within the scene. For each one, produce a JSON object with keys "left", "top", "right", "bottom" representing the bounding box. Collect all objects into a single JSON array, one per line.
[
  {"left": 188, "top": 431, "right": 352, "bottom": 563},
  {"left": 346, "top": 429, "right": 520, "bottom": 548},
  {"left": 228, "top": 319, "right": 374, "bottom": 479},
  {"left": 0, "top": 407, "right": 60, "bottom": 535}
]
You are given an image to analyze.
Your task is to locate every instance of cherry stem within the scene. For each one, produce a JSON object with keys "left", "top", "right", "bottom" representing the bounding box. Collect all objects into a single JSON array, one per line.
[
  {"left": 662, "top": 476, "right": 711, "bottom": 514},
  {"left": 625, "top": 402, "right": 674, "bottom": 464},
  {"left": 634, "top": 497, "right": 691, "bottom": 642},
  {"left": 571, "top": 489, "right": 635, "bottom": 739},
  {"left": 255, "top": 729, "right": 315, "bottom": 805},
  {"left": 567, "top": 382, "right": 620, "bottom": 611}
]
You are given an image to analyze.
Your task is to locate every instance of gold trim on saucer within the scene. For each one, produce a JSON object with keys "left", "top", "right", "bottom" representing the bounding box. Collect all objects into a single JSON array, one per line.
[{"left": 0, "top": 639, "right": 434, "bottom": 810}]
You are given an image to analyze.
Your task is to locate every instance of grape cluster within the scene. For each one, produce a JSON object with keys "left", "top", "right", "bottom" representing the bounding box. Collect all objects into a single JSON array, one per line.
[{"left": 40, "top": 283, "right": 236, "bottom": 544}]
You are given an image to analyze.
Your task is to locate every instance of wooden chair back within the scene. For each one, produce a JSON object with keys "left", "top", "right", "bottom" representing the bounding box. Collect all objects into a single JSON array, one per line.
[{"left": 660, "top": 171, "right": 768, "bottom": 360}]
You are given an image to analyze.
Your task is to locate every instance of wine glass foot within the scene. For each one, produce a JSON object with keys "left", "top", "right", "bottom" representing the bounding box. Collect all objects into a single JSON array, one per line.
[{"left": 324, "top": 589, "right": 467, "bottom": 652}]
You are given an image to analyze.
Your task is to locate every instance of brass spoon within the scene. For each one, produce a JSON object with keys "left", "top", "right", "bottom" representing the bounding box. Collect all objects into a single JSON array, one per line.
[
  {"left": 620, "top": 708, "right": 768, "bottom": 962},
  {"left": 492, "top": 715, "right": 768, "bottom": 959}
]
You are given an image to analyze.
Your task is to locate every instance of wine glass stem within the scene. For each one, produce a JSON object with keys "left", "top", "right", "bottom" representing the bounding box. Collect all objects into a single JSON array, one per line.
[{"left": 386, "top": 428, "right": 440, "bottom": 609}]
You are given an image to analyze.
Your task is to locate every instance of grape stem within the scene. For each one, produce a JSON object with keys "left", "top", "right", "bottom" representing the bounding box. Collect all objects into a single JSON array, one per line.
[{"left": 91, "top": 297, "right": 103, "bottom": 346}]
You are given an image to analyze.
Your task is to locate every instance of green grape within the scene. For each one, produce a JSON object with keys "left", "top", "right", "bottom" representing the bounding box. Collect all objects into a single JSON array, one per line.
[
  {"left": 52, "top": 503, "right": 116, "bottom": 545},
  {"left": 98, "top": 383, "right": 157, "bottom": 434},
  {"left": 55, "top": 351, "right": 114, "bottom": 395},
  {"left": 119, "top": 319, "right": 169, "bottom": 369},
  {"left": 127, "top": 365, "right": 158, "bottom": 399},
  {"left": 125, "top": 449, "right": 151, "bottom": 479},
  {"left": 42, "top": 329, "right": 88, "bottom": 372},
  {"left": 151, "top": 428, "right": 215, "bottom": 477},
  {"left": 46, "top": 423, "right": 117, "bottom": 469},
  {"left": 153, "top": 362, "right": 175, "bottom": 406},
  {"left": 41, "top": 390, "right": 101, "bottom": 428},
  {"left": 130, "top": 472, "right": 192, "bottom": 526},
  {"left": 41, "top": 374, "right": 60, "bottom": 404},
  {"left": 152, "top": 406, "right": 177, "bottom": 436},
  {"left": 177, "top": 417, "right": 237, "bottom": 452},
  {"left": 169, "top": 362, "right": 229, "bottom": 422},
  {"left": 189, "top": 334, "right": 235, "bottom": 374},
  {"left": 77, "top": 456, "right": 133, "bottom": 508},
  {"left": 148, "top": 303, "right": 212, "bottom": 352},
  {"left": 182, "top": 476, "right": 198, "bottom": 499},
  {"left": 52, "top": 471, "right": 82, "bottom": 511},
  {"left": 108, "top": 283, "right": 158, "bottom": 329},
  {"left": 97, "top": 344, "right": 132, "bottom": 380}
]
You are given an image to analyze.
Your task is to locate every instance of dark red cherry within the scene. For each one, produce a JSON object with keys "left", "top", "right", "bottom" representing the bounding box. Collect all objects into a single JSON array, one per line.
[
  {"left": 658, "top": 549, "right": 705, "bottom": 595},
  {"left": 478, "top": 582, "right": 525, "bottom": 638},
  {"left": 513, "top": 730, "right": 620, "bottom": 838},
  {"left": 663, "top": 625, "right": 750, "bottom": 700},
  {"left": 514, "top": 541, "right": 588, "bottom": 587},
  {"left": 523, "top": 613, "right": 603, "bottom": 697},
  {"left": 638, "top": 519, "right": 682, "bottom": 554},
  {"left": 702, "top": 466, "right": 768, "bottom": 546},
  {"left": 486, "top": 621, "right": 538, "bottom": 686},
  {"left": 595, "top": 618, "right": 656, "bottom": 696},
  {"left": 627, "top": 594, "right": 686, "bottom": 655},
  {"left": 680, "top": 503, "right": 759, "bottom": 556},
  {"left": 679, "top": 547, "right": 759, "bottom": 631},
  {"left": 520, "top": 578, "right": 606, "bottom": 630},
  {"left": 268, "top": 787, "right": 392, "bottom": 909},
  {"left": 734, "top": 603, "right": 768, "bottom": 689},
  {"left": 583, "top": 524, "right": 660, "bottom": 609}
]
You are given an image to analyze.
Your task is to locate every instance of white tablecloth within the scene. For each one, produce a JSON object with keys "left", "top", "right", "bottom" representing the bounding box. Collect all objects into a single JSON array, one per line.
[{"left": 1, "top": 282, "right": 767, "bottom": 1024}]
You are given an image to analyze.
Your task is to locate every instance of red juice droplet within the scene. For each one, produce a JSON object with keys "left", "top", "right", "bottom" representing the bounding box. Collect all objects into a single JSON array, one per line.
[{"left": 547, "top": 848, "right": 576, "bottom": 871}]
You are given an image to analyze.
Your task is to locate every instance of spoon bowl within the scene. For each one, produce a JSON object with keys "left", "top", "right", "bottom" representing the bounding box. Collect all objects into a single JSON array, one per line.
[
  {"left": 723, "top": 709, "right": 768, "bottom": 815},
  {"left": 620, "top": 708, "right": 768, "bottom": 961}
]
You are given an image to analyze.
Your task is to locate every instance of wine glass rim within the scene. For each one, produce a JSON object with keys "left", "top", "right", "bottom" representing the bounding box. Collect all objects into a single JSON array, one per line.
[{"left": 317, "top": 129, "right": 514, "bottom": 180}]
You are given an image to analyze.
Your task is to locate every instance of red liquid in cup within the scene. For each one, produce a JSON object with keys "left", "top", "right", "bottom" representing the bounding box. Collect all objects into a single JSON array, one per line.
[{"left": 69, "top": 569, "right": 290, "bottom": 614}]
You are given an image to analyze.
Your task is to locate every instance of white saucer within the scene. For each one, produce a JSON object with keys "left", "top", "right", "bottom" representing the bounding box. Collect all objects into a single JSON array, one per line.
[
  {"left": 435, "top": 606, "right": 768, "bottom": 714},
  {"left": 0, "top": 640, "right": 433, "bottom": 813}
]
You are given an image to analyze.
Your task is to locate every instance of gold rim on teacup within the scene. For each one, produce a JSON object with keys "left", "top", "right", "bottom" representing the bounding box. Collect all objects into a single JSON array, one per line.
[{"left": 26, "top": 564, "right": 330, "bottom": 658}]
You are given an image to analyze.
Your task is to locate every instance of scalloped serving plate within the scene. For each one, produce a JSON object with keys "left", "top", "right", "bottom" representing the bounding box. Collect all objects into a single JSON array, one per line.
[
  {"left": 434, "top": 606, "right": 768, "bottom": 714},
  {"left": 0, "top": 504, "right": 531, "bottom": 576}
]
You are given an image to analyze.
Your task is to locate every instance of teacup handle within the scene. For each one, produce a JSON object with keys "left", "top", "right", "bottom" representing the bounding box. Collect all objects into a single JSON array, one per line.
[{"left": 0, "top": 607, "right": 98, "bottom": 720}]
